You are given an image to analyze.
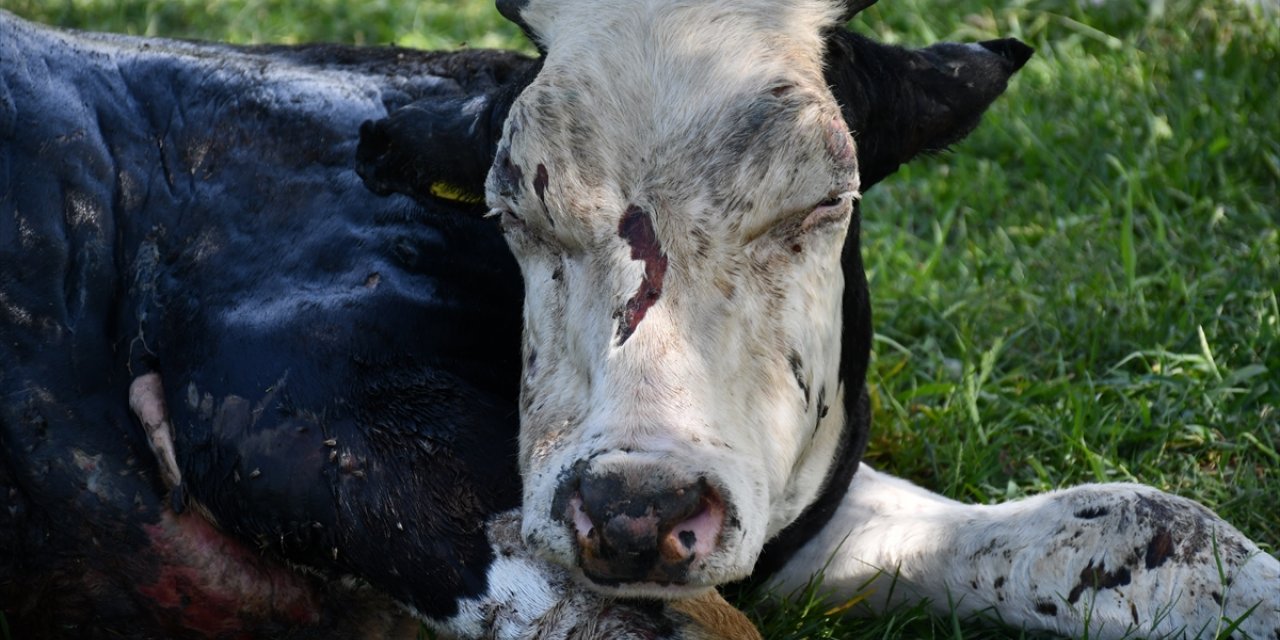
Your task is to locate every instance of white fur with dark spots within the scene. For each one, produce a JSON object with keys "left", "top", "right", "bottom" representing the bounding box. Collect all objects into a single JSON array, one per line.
[{"left": 770, "top": 465, "right": 1280, "bottom": 639}]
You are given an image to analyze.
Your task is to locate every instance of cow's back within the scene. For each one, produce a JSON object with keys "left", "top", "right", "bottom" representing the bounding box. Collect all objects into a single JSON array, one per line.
[{"left": 0, "top": 11, "right": 527, "bottom": 636}]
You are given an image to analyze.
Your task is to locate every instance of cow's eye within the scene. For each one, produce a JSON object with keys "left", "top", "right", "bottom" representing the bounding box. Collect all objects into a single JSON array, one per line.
[
  {"left": 490, "top": 208, "right": 526, "bottom": 232},
  {"left": 801, "top": 191, "right": 855, "bottom": 231}
]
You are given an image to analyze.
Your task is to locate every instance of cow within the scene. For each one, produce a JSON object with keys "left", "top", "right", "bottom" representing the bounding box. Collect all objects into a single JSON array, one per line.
[{"left": 0, "top": 2, "right": 1276, "bottom": 640}]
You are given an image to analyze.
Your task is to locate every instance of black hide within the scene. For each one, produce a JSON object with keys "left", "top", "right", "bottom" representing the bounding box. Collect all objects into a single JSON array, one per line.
[
  {"left": 825, "top": 32, "right": 1034, "bottom": 188},
  {"left": 357, "top": 57, "right": 542, "bottom": 208},
  {"left": 0, "top": 12, "right": 525, "bottom": 637}
]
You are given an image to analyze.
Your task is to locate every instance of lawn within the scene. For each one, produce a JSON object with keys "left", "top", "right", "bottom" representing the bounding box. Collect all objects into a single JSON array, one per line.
[{"left": 3, "top": 0, "right": 1275, "bottom": 638}]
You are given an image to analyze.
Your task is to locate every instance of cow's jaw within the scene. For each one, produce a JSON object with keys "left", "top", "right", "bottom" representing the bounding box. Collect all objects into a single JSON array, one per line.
[{"left": 486, "top": 0, "right": 858, "bottom": 596}]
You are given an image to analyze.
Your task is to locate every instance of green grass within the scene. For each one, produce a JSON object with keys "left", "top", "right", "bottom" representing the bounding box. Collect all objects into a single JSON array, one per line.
[
  {"left": 855, "top": 0, "right": 1279, "bottom": 538},
  {"left": 0, "top": 0, "right": 530, "bottom": 49},
  {"left": 4, "top": 0, "right": 1275, "bottom": 638}
]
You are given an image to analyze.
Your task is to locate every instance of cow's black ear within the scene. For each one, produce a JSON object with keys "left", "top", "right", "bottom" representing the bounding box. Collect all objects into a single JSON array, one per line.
[
  {"left": 357, "top": 97, "right": 495, "bottom": 208},
  {"left": 356, "top": 57, "right": 542, "bottom": 209},
  {"left": 825, "top": 31, "right": 1032, "bottom": 190}
]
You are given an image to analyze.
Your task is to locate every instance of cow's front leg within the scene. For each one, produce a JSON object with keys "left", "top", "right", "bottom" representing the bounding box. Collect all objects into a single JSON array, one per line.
[{"left": 768, "top": 464, "right": 1280, "bottom": 639}]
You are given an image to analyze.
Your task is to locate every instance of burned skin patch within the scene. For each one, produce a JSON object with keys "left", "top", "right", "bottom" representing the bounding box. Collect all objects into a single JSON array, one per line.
[{"left": 615, "top": 205, "right": 669, "bottom": 345}]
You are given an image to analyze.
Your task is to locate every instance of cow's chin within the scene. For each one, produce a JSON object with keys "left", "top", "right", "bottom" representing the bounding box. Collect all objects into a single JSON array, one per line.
[{"left": 569, "top": 570, "right": 721, "bottom": 600}]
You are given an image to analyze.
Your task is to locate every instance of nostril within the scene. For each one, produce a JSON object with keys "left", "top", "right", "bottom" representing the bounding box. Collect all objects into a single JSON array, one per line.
[
  {"left": 678, "top": 531, "right": 696, "bottom": 549},
  {"left": 564, "top": 469, "right": 728, "bottom": 585},
  {"left": 660, "top": 492, "right": 724, "bottom": 562},
  {"left": 570, "top": 493, "right": 595, "bottom": 540}
]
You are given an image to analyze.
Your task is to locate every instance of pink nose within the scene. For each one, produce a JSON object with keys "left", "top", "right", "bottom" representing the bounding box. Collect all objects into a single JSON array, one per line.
[{"left": 560, "top": 471, "right": 725, "bottom": 585}]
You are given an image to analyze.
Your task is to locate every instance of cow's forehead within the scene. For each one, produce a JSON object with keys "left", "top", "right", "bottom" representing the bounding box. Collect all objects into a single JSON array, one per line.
[
  {"left": 523, "top": 0, "right": 842, "bottom": 66},
  {"left": 519, "top": 0, "right": 841, "bottom": 129},
  {"left": 497, "top": 0, "right": 854, "bottom": 235}
]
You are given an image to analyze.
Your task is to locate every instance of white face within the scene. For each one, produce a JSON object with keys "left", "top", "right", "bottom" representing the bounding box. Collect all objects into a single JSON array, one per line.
[{"left": 486, "top": 0, "right": 860, "bottom": 596}]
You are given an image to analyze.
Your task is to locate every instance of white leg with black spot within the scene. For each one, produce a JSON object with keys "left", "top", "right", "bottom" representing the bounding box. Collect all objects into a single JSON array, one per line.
[{"left": 770, "top": 464, "right": 1280, "bottom": 639}]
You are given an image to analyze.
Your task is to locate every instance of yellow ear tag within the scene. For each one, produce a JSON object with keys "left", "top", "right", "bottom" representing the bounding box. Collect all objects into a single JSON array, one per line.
[{"left": 428, "top": 182, "right": 485, "bottom": 204}]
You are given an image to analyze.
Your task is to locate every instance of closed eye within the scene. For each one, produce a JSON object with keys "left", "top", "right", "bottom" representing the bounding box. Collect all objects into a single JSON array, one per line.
[
  {"left": 488, "top": 208, "right": 526, "bottom": 232},
  {"left": 738, "top": 190, "right": 860, "bottom": 246},
  {"left": 801, "top": 191, "right": 857, "bottom": 231}
]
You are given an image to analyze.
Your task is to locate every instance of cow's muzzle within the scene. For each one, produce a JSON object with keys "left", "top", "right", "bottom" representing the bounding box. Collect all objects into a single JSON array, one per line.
[{"left": 553, "top": 463, "right": 726, "bottom": 586}]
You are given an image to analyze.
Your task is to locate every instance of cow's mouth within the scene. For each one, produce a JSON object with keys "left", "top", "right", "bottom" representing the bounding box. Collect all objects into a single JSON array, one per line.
[{"left": 555, "top": 469, "right": 728, "bottom": 590}]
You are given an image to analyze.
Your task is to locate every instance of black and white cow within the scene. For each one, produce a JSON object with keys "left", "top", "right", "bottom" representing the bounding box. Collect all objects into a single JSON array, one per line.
[{"left": 0, "top": 1, "right": 1276, "bottom": 639}]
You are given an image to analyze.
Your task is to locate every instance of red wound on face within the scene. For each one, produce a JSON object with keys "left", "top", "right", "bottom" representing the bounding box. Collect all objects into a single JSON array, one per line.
[{"left": 616, "top": 205, "right": 668, "bottom": 345}]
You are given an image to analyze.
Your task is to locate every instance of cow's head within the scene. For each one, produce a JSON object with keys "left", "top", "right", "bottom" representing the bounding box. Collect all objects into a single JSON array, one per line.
[{"left": 360, "top": 0, "right": 1031, "bottom": 598}]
